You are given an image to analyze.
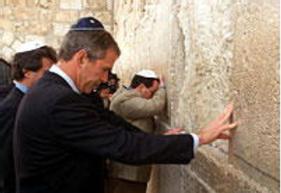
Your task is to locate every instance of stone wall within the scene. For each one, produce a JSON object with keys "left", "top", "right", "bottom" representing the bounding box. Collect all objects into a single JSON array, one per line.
[
  {"left": 113, "top": 0, "right": 279, "bottom": 193},
  {"left": 0, "top": 0, "right": 113, "bottom": 61}
]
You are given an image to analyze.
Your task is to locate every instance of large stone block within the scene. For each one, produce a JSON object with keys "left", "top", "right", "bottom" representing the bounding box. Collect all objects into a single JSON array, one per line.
[
  {"left": 229, "top": 2, "right": 279, "bottom": 192},
  {"left": 189, "top": 147, "right": 273, "bottom": 193}
]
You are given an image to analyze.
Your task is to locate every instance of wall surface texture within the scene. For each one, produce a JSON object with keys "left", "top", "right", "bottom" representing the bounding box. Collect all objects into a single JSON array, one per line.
[
  {"left": 113, "top": 0, "right": 279, "bottom": 193},
  {"left": 0, "top": 0, "right": 113, "bottom": 60}
]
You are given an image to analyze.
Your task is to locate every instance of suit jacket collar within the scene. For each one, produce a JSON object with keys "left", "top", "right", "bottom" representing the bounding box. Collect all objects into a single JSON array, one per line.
[{"left": 49, "top": 65, "right": 80, "bottom": 94}]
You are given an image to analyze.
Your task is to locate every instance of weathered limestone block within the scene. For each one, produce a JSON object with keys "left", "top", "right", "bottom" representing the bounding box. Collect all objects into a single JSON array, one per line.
[{"left": 229, "top": 1, "right": 279, "bottom": 192}]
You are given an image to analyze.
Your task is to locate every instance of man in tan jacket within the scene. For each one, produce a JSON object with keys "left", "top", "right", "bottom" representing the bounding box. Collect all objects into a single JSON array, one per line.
[{"left": 109, "top": 69, "right": 166, "bottom": 193}]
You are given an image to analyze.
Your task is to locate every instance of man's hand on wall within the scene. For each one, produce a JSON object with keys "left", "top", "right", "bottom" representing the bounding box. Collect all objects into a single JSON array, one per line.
[{"left": 198, "top": 103, "right": 238, "bottom": 145}]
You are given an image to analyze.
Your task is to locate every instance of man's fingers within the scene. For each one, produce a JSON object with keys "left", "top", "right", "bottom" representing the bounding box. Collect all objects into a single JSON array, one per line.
[
  {"left": 218, "top": 103, "right": 234, "bottom": 125},
  {"left": 217, "top": 133, "right": 231, "bottom": 140},
  {"left": 220, "top": 122, "right": 238, "bottom": 132},
  {"left": 213, "top": 103, "right": 233, "bottom": 125}
]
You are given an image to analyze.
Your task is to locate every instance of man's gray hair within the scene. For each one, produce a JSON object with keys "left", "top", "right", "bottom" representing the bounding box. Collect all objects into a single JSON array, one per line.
[{"left": 58, "top": 30, "right": 120, "bottom": 61}]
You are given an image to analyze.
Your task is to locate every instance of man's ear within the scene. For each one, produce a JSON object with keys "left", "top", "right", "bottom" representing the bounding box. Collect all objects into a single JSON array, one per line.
[
  {"left": 41, "top": 58, "right": 54, "bottom": 70},
  {"left": 136, "top": 83, "right": 146, "bottom": 92},
  {"left": 73, "top": 49, "right": 88, "bottom": 68},
  {"left": 23, "top": 69, "right": 34, "bottom": 79}
]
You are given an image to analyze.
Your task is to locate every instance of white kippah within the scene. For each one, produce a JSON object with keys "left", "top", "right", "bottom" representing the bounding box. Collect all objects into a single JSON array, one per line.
[
  {"left": 135, "top": 69, "right": 158, "bottom": 79},
  {"left": 16, "top": 40, "right": 46, "bottom": 53}
]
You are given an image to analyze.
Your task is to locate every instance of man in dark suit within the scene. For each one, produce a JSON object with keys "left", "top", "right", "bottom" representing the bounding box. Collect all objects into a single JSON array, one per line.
[
  {"left": 0, "top": 41, "right": 57, "bottom": 193},
  {"left": 13, "top": 17, "right": 237, "bottom": 193}
]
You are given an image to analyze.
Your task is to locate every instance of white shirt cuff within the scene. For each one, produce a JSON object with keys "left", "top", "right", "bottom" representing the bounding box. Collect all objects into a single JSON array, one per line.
[{"left": 190, "top": 133, "right": 199, "bottom": 154}]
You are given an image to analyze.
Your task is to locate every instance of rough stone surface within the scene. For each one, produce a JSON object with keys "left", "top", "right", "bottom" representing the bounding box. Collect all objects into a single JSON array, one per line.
[
  {"left": 113, "top": 0, "right": 279, "bottom": 193},
  {"left": 0, "top": 0, "right": 113, "bottom": 60}
]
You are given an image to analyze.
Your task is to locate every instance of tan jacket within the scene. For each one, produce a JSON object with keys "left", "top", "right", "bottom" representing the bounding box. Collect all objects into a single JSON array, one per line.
[{"left": 109, "top": 86, "right": 166, "bottom": 182}]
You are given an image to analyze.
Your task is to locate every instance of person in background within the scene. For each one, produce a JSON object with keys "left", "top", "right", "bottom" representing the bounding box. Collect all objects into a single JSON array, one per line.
[
  {"left": 86, "top": 71, "right": 120, "bottom": 109},
  {"left": 107, "top": 71, "right": 120, "bottom": 95},
  {"left": 109, "top": 69, "right": 167, "bottom": 193},
  {"left": 0, "top": 40, "right": 57, "bottom": 193}
]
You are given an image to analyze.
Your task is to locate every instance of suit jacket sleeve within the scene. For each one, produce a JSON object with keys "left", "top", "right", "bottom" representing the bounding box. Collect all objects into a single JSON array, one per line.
[
  {"left": 95, "top": 106, "right": 142, "bottom": 133},
  {"left": 51, "top": 94, "right": 194, "bottom": 165}
]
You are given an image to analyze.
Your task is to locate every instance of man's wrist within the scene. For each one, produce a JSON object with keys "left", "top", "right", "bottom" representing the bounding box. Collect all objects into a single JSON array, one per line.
[{"left": 190, "top": 133, "right": 200, "bottom": 153}]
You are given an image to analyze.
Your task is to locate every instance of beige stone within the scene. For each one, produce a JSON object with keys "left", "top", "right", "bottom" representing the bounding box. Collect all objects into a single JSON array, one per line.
[
  {"left": 86, "top": 0, "right": 106, "bottom": 10},
  {"left": 2, "top": 31, "right": 15, "bottom": 46},
  {"left": 93, "top": 11, "right": 112, "bottom": 24},
  {"left": 24, "top": 35, "right": 46, "bottom": 44},
  {"left": 11, "top": 39, "right": 22, "bottom": 52},
  {"left": 53, "top": 22, "right": 70, "bottom": 36},
  {"left": 1, "top": 46, "right": 14, "bottom": 61},
  {"left": 5, "top": 0, "right": 26, "bottom": 6},
  {"left": 60, "top": 0, "right": 85, "bottom": 10},
  {"left": 0, "top": 19, "right": 15, "bottom": 31},
  {"left": 55, "top": 10, "right": 79, "bottom": 22},
  {"left": 0, "top": 0, "right": 4, "bottom": 6}
]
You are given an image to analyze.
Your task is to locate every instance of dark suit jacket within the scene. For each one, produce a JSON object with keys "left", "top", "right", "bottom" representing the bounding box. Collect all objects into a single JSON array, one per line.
[
  {"left": 0, "top": 84, "right": 14, "bottom": 102},
  {"left": 0, "top": 87, "right": 24, "bottom": 193},
  {"left": 14, "top": 72, "right": 194, "bottom": 193}
]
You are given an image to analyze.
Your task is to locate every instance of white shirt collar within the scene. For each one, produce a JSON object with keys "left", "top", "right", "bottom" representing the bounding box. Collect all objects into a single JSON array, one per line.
[
  {"left": 13, "top": 80, "right": 29, "bottom": 94},
  {"left": 49, "top": 65, "right": 80, "bottom": 94}
]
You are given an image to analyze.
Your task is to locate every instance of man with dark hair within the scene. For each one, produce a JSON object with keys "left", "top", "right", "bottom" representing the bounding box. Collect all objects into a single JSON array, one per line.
[
  {"left": 0, "top": 40, "right": 57, "bottom": 193},
  {"left": 13, "top": 17, "right": 237, "bottom": 193},
  {"left": 130, "top": 70, "right": 159, "bottom": 90},
  {"left": 108, "top": 71, "right": 120, "bottom": 94}
]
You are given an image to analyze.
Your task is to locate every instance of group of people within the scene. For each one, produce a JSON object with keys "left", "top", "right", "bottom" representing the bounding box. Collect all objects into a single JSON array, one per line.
[{"left": 0, "top": 16, "right": 237, "bottom": 193}]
